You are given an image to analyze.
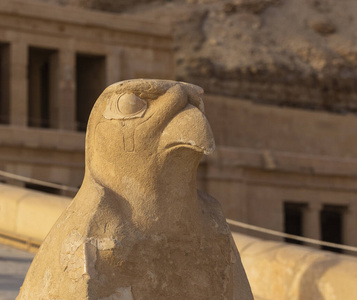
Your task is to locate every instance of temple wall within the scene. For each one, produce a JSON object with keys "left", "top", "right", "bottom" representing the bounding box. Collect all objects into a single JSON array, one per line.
[
  {"left": 0, "top": 0, "right": 173, "bottom": 189},
  {"left": 197, "top": 94, "right": 357, "bottom": 251},
  {"left": 0, "top": 0, "right": 356, "bottom": 266}
]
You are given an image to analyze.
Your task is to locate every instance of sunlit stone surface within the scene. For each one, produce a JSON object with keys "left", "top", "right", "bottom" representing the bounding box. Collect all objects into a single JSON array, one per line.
[{"left": 17, "top": 79, "right": 253, "bottom": 300}]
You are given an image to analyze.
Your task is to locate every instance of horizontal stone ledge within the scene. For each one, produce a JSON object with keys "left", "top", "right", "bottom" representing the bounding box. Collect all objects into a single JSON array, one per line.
[
  {"left": 232, "top": 232, "right": 357, "bottom": 300},
  {"left": 0, "top": 229, "right": 41, "bottom": 253},
  {"left": 0, "top": 183, "right": 357, "bottom": 300},
  {"left": 203, "top": 146, "right": 357, "bottom": 177},
  {"left": 0, "top": 183, "right": 71, "bottom": 242},
  {"left": 0, "top": 126, "right": 85, "bottom": 151}
]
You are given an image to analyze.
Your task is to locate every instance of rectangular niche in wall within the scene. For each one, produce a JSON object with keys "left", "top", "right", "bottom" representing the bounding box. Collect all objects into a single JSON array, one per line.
[
  {"left": 0, "top": 43, "right": 10, "bottom": 125},
  {"left": 25, "top": 183, "right": 60, "bottom": 195},
  {"left": 284, "top": 202, "right": 307, "bottom": 245},
  {"left": 28, "top": 47, "right": 58, "bottom": 128},
  {"left": 76, "top": 53, "right": 106, "bottom": 132},
  {"left": 320, "top": 205, "right": 346, "bottom": 253}
]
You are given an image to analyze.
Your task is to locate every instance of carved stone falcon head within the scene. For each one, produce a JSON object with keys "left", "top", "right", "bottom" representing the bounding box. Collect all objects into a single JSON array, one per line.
[{"left": 85, "top": 79, "right": 215, "bottom": 190}]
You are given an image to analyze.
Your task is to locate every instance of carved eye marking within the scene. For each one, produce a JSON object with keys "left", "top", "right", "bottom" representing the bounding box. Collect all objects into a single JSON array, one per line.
[
  {"left": 118, "top": 94, "right": 146, "bottom": 115},
  {"left": 103, "top": 93, "right": 147, "bottom": 120}
]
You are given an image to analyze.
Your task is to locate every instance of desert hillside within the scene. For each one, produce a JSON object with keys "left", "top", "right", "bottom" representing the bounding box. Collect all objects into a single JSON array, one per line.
[{"left": 36, "top": 0, "right": 357, "bottom": 113}]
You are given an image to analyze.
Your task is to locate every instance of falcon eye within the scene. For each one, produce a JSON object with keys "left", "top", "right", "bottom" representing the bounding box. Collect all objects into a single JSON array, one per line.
[
  {"left": 103, "top": 93, "right": 147, "bottom": 120},
  {"left": 118, "top": 94, "right": 146, "bottom": 115}
]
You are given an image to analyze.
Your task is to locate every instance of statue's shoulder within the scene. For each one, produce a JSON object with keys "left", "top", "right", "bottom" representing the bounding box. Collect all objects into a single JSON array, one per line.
[
  {"left": 197, "top": 190, "right": 230, "bottom": 235},
  {"left": 197, "top": 189, "right": 222, "bottom": 209}
]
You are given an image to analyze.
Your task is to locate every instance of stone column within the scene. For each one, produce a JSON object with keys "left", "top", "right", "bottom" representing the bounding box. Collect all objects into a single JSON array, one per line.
[
  {"left": 106, "top": 51, "right": 121, "bottom": 86},
  {"left": 9, "top": 42, "right": 28, "bottom": 127},
  {"left": 304, "top": 202, "right": 322, "bottom": 247},
  {"left": 57, "top": 49, "right": 76, "bottom": 131},
  {"left": 344, "top": 203, "right": 357, "bottom": 248}
]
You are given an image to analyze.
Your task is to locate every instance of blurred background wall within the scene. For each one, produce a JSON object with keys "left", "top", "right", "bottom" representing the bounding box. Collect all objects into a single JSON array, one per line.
[{"left": 0, "top": 0, "right": 356, "bottom": 255}]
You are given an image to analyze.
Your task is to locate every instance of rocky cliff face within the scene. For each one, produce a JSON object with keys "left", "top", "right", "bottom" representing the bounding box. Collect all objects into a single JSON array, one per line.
[
  {"left": 36, "top": 0, "right": 357, "bottom": 113},
  {"left": 34, "top": 0, "right": 161, "bottom": 11}
]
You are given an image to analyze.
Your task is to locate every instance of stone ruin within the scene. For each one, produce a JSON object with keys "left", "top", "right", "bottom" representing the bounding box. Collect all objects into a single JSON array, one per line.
[{"left": 17, "top": 79, "right": 253, "bottom": 299}]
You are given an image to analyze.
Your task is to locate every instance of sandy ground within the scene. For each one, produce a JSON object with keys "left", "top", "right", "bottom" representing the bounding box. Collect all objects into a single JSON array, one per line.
[{"left": 0, "top": 244, "right": 34, "bottom": 300}]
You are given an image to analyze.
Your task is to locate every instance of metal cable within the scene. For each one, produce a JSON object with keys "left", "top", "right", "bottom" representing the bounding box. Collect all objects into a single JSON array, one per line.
[
  {"left": 227, "top": 218, "right": 357, "bottom": 253},
  {"left": 0, "top": 170, "right": 79, "bottom": 192},
  {"left": 0, "top": 169, "right": 356, "bottom": 252}
]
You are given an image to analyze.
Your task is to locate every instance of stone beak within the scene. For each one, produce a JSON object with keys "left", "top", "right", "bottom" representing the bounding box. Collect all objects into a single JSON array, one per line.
[{"left": 159, "top": 103, "right": 215, "bottom": 155}]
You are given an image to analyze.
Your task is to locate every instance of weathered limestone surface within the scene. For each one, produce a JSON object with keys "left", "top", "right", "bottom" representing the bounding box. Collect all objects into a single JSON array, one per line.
[
  {"left": 37, "top": 0, "right": 357, "bottom": 113},
  {"left": 234, "top": 233, "right": 357, "bottom": 300},
  {"left": 0, "top": 183, "right": 71, "bottom": 246},
  {"left": 2, "top": 182, "right": 357, "bottom": 299},
  {"left": 17, "top": 79, "right": 253, "bottom": 299}
]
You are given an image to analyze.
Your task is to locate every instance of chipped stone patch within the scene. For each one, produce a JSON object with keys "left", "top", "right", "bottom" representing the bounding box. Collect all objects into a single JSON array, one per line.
[{"left": 99, "top": 286, "right": 134, "bottom": 300}]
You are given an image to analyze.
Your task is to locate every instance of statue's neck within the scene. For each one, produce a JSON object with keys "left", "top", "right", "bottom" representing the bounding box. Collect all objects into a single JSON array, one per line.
[{"left": 84, "top": 149, "right": 203, "bottom": 234}]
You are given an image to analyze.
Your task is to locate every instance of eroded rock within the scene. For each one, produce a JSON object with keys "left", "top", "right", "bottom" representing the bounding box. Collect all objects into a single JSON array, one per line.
[{"left": 17, "top": 79, "right": 253, "bottom": 300}]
